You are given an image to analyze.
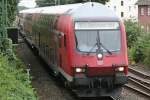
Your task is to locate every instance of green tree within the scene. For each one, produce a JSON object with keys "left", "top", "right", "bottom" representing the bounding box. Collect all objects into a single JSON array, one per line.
[
  {"left": 124, "top": 19, "right": 142, "bottom": 48},
  {"left": 7, "top": 0, "right": 18, "bottom": 26},
  {"left": 0, "top": 0, "right": 17, "bottom": 53},
  {"left": 36, "top": 0, "right": 55, "bottom": 7},
  {"left": 125, "top": 19, "right": 147, "bottom": 64},
  {"left": 36, "top": 0, "right": 109, "bottom": 7},
  {"left": 0, "top": 0, "right": 17, "bottom": 37},
  {"left": 72, "top": 0, "right": 109, "bottom": 4}
]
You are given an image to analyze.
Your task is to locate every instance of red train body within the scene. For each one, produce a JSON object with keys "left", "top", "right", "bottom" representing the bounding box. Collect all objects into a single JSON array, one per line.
[{"left": 18, "top": 2, "right": 128, "bottom": 97}]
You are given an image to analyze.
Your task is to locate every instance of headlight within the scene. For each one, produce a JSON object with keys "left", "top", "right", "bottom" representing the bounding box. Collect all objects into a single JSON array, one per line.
[
  {"left": 97, "top": 53, "right": 103, "bottom": 60},
  {"left": 75, "top": 68, "right": 86, "bottom": 73},
  {"left": 75, "top": 68, "right": 82, "bottom": 73},
  {"left": 116, "top": 67, "right": 124, "bottom": 72}
]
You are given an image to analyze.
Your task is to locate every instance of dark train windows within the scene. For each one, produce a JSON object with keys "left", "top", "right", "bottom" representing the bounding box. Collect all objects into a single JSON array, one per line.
[
  {"left": 26, "top": 14, "right": 32, "bottom": 21},
  {"left": 58, "top": 32, "right": 66, "bottom": 48},
  {"left": 59, "top": 38, "right": 61, "bottom": 48},
  {"left": 64, "top": 34, "right": 66, "bottom": 48}
]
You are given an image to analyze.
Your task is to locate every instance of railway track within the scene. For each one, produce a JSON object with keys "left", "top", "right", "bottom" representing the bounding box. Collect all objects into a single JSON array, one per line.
[
  {"left": 128, "top": 67, "right": 150, "bottom": 80},
  {"left": 124, "top": 66, "right": 150, "bottom": 98}
]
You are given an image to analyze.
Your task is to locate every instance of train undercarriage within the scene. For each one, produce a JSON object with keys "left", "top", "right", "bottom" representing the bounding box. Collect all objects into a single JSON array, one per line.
[{"left": 65, "top": 73, "right": 128, "bottom": 98}]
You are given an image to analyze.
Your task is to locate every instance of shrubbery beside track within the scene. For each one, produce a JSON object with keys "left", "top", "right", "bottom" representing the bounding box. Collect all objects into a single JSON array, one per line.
[
  {"left": 0, "top": 54, "right": 37, "bottom": 100},
  {"left": 125, "top": 19, "right": 150, "bottom": 67}
]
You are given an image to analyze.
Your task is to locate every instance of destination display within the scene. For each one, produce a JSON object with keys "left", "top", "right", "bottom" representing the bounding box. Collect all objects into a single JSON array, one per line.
[{"left": 75, "top": 22, "right": 119, "bottom": 30}]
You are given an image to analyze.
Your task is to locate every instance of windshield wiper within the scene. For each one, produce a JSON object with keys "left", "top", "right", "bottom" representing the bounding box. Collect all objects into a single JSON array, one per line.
[
  {"left": 97, "top": 32, "right": 112, "bottom": 55},
  {"left": 87, "top": 32, "right": 112, "bottom": 55},
  {"left": 99, "top": 42, "right": 112, "bottom": 55},
  {"left": 87, "top": 43, "right": 97, "bottom": 55}
]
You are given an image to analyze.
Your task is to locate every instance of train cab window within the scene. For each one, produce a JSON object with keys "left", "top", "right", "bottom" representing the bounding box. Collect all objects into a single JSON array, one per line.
[{"left": 75, "top": 22, "right": 121, "bottom": 53}]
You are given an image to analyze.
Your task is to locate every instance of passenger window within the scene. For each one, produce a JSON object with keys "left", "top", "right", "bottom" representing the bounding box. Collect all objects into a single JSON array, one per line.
[
  {"left": 59, "top": 38, "right": 61, "bottom": 48},
  {"left": 64, "top": 35, "right": 66, "bottom": 48}
]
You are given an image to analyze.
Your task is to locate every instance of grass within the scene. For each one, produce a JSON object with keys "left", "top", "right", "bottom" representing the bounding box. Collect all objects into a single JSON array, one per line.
[{"left": 0, "top": 54, "right": 37, "bottom": 100}]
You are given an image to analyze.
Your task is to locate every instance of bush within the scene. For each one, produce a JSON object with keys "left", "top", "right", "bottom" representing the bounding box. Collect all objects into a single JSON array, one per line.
[
  {"left": 128, "top": 47, "right": 136, "bottom": 64},
  {"left": 132, "top": 36, "right": 146, "bottom": 63},
  {"left": 125, "top": 19, "right": 146, "bottom": 64},
  {"left": 143, "top": 43, "right": 150, "bottom": 65},
  {"left": 124, "top": 19, "right": 142, "bottom": 48},
  {"left": 0, "top": 38, "right": 15, "bottom": 60},
  {"left": 0, "top": 54, "right": 37, "bottom": 100},
  {"left": 128, "top": 31, "right": 150, "bottom": 67},
  {"left": 141, "top": 34, "right": 150, "bottom": 66}
]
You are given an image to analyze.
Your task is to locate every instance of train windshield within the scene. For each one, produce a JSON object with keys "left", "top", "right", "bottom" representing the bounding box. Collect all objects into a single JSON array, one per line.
[{"left": 75, "top": 22, "right": 121, "bottom": 53}]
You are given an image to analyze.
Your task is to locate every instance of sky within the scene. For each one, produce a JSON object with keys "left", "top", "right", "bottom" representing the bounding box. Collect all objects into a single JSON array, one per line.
[{"left": 18, "top": 0, "right": 36, "bottom": 8}]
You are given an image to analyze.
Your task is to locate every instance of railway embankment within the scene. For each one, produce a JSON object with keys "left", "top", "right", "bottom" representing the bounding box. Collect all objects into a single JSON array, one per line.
[{"left": 0, "top": 47, "right": 37, "bottom": 99}]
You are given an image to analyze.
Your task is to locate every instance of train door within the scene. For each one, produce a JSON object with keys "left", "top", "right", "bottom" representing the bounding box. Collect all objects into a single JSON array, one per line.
[
  {"left": 38, "top": 32, "right": 41, "bottom": 48},
  {"left": 58, "top": 32, "right": 68, "bottom": 73}
]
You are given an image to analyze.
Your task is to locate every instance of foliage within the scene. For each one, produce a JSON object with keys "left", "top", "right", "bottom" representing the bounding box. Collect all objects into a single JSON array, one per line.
[
  {"left": 124, "top": 19, "right": 142, "bottom": 48},
  {"left": 0, "top": 0, "right": 18, "bottom": 27},
  {"left": 128, "top": 47, "right": 136, "bottom": 64},
  {"left": 131, "top": 34, "right": 150, "bottom": 66},
  {"left": 0, "top": 1, "right": 37, "bottom": 99},
  {"left": 0, "top": 54, "right": 37, "bottom": 100},
  {"left": 141, "top": 34, "right": 150, "bottom": 66},
  {"left": 36, "top": 0, "right": 55, "bottom": 6},
  {"left": 7, "top": 0, "right": 18, "bottom": 27},
  {"left": 126, "top": 19, "right": 150, "bottom": 67},
  {"left": 0, "top": 0, "right": 17, "bottom": 57},
  {"left": 128, "top": 36, "right": 146, "bottom": 63},
  {"left": 72, "top": 0, "right": 109, "bottom": 4},
  {"left": 125, "top": 19, "right": 145, "bottom": 63},
  {"left": 0, "top": 38, "right": 15, "bottom": 60},
  {"left": 36, "top": 0, "right": 109, "bottom": 6}
]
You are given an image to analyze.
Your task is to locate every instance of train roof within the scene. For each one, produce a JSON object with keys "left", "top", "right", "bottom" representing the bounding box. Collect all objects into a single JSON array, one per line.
[{"left": 20, "top": 2, "right": 120, "bottom": 21}]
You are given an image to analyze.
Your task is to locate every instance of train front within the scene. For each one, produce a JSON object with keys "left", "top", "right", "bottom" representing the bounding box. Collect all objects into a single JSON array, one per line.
[
  {"left": 71, "top": 21, "right": 128, "bottom": 97},
  {"left": 67, "top": 3, "right": 128, "bottom": 97},
  {"left": 57, "top": 2, "right": 129, "bottom": 98}
]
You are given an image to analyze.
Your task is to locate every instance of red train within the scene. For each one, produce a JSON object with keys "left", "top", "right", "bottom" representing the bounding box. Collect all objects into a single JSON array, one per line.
[{"left": 18, "top": 2, "right": 128, "bottom": 98}]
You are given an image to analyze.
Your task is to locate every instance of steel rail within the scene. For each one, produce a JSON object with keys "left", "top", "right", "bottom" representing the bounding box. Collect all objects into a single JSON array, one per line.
[
  {"left": 128, "top": 76, "right": 150, "bottom": 87},
  {"left": 128, "top": 67, "right": 150, "bottom": 80},
  {"left": 124, "top": 84, "right": 150, "bottom": 98},
  {"left": 128, "top": 78, "right": 150, "bottom": 92}
]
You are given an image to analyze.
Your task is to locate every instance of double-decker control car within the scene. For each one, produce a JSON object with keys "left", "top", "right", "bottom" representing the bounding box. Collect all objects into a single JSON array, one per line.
[{"left": 18, "top": 2, "right": 128, "bottom": 97}]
